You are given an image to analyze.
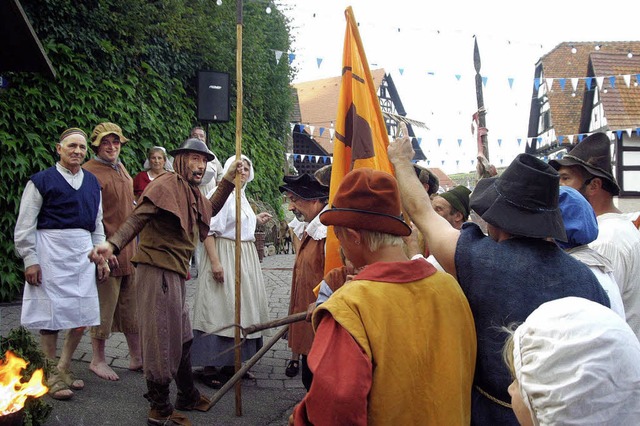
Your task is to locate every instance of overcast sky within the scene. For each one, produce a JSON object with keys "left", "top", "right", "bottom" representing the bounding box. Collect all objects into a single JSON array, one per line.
[{"left": 277, "top": 0, "right": 637, "bottom": 174}]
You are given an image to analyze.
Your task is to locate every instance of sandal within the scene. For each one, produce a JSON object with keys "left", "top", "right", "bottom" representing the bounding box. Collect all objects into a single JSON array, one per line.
[
  {"left": 47, "top": 369, "right": 74, "bottom": 400},
  {"left": 285, "top": 360, "right": 299, "bottom": 377},
  {"left": 59, "top": 369, "right": 84, "bottom": 390},
  {"left": 199, "top": 373, "right": 223, "bottom": 389}
]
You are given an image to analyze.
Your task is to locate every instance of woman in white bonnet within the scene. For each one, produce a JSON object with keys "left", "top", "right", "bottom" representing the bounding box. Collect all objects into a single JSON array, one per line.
[{"left": 503, "top": 296, "right": 640, "bottom": 425}]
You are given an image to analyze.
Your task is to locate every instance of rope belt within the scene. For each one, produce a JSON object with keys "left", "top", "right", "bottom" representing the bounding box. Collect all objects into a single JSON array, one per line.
[{"left": 474, "top": 385, "right": 512, "bottom": 409}]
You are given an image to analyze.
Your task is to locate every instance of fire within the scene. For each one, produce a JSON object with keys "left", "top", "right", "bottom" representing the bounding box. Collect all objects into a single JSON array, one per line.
[{"left": 0, "top": 351, "right": 48, "bottom": 415}]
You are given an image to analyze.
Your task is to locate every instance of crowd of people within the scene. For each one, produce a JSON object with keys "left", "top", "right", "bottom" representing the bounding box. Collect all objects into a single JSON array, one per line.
[{"left": 13, "top": 121, "right": 640, "bottom": 425}]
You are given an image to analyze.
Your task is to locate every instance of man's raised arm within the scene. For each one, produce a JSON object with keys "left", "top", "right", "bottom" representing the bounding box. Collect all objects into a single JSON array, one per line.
[{"left": 388, "top": 123, "right": 460, "bottom": 276}]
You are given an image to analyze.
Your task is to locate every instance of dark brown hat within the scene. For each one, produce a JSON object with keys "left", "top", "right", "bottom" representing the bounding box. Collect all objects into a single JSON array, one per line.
[
  {"left": 279, "top": 174, "right": 329, "bottom": 200},
  {"left": 470, "top": 153, "right": 567, "bottom": 242},
  {"left": 413, "top": 163, "right": 439, "bottom": 196},
  {"left": 548, "top": 132, "right": 620, "bottom": 195},
  {"left": 319, "top": 168, "right": 411, "bottom": 236}
]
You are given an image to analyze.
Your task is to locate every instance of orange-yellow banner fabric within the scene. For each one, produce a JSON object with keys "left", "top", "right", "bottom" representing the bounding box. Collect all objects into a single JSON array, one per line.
[{"left": 324, "top": 6, "right": 394, "bottom": 274}]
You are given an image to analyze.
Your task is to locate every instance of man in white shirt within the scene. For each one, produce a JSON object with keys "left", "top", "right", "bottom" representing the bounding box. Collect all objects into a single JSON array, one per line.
[
  {"left": 550, "top": 132, "right": 640, "bottom": 339},
  {"left": 14, "top": 128, "right": 109, "bottom": 400}
]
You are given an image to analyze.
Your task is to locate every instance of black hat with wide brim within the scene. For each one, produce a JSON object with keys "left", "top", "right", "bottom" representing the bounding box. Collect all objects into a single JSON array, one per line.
[
  {"left": 548, "top": 132, "right": 620, "bottom": 195},
  {"left": 279, "top": 173, "right": 329, "bottom": 200},
  {"left": 471, "top": 153, "right": 567, "bottom": 242}
]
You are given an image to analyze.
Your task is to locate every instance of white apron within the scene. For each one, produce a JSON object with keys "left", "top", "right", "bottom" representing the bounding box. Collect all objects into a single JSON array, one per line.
[{"left": 21, "top": 229, "right": 100, "bottom": 330}]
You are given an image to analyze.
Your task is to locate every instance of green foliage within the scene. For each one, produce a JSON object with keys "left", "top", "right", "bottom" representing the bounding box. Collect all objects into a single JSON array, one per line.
[
  {"left": 0, "top": 0, "right": 293, "bottom": 301},
  {"left": 0, "top": 327, "right": 53, "bottom": 426}
]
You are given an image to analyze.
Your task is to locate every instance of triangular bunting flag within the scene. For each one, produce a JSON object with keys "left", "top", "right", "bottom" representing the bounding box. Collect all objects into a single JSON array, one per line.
[
  {"left": 317, "top": 57, "right": 323, "bottom": 68},
  {"left": 288, "top": 53, "right": 295, "bottom": 64},
  {"left": 546, "top": 78, "right": 554, "bottom": 90},
  {"left": 623, "top": 74, "right": 631, "bottom": 87},
  {"left": 482, "top": 76, "right": 488, "bottom": 87},
  {"left": 534, "top": 78, "right": 541, "bottom": 91},
  {"left": 558, "top": 78, "right": 566, "bottom": 91},
  {"left": 508, "top": 77, "right": 514, "bottom": 89},
  {"left": 455, "top": 74, "right": 461, "bottom": 81},
  {"left": 571, "top": 78, "right": 579, "bottom": 92},
  {"left": 585, "top": 77, "right": 593, "bottom": 91},
  {"left": 609, "top": 76, "right": 616, "bottom": 89},
  {"left": 595, "top": 76, "right": 604, "bottom": 90},
  {"left": 274, "top": 50, "right": 283, "bottom": 64}
]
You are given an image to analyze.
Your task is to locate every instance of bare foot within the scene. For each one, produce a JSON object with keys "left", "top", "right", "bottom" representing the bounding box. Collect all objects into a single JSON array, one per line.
[{"left": 90, "top": 361, "right": 120, "bottom": 381}]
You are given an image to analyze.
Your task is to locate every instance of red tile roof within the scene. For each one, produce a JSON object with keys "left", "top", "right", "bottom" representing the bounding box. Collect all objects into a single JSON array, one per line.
[
  {"left": 590, "top": 52, "right": 640, "bottom": 129},
  {"left": 538, "top": 41, "right": 640, "bottom": 136},
  {"left": 292, "top": 69, "right": 387, "bottom": 154}
]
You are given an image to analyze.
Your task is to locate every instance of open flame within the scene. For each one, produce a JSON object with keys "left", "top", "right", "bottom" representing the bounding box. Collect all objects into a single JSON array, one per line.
[{"left": 0, "top": 351, "right": 48, "bottom": 416}]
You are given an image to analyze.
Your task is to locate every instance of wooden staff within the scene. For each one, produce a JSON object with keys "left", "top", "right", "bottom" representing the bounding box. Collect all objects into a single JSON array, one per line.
[{"left": 234, "top": 0, "right": 244, "bottom": 417}]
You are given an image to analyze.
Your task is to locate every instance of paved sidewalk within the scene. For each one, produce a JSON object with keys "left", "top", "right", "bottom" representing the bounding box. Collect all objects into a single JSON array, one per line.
[{"left": 0, "top": 253, "right": 306, "bottom": 425}]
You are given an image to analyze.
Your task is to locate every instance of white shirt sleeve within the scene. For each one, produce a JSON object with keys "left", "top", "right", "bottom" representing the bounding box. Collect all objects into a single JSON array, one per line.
[
  {"left": 92, "top": 193, "right": 106, "bottom": 245},
  {"left": 14, "top": 181, "right": 42, "bottom": 269}
]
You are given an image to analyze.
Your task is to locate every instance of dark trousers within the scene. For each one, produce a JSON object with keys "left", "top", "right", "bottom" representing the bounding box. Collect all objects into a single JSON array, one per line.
[{"left": 301, "top": 354, "right": 314, "bottom": 391}]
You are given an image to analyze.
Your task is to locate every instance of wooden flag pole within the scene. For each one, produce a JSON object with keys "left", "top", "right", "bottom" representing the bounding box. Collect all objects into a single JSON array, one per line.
[{"left": 234, "top": 0, "right": 244, "bottom": 417}]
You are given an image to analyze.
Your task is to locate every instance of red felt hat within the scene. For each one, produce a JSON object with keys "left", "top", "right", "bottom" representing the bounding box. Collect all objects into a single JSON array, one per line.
[{"left": 320, "top": 168, "right": 411, "bottom": 236}]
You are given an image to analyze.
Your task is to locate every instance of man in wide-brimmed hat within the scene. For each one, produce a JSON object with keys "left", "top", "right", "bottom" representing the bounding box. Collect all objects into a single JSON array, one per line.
[
  {"left": 279, "top": 173, "right": 329, "bottom": 388},
  {"left": 83, "top": 122, "right": 141, "bottom": 382},
  {"left": 290, "top": 168, "right": 476, "bottom": 425},
  {"left": 90, "top": 138, "right": 241, "bottom": 425},
  {"left": 389, "top": 126, "right": 610, "bottom": 425},
  {"left": 550, "top": 132, "right": 640, "bottom": 339}
]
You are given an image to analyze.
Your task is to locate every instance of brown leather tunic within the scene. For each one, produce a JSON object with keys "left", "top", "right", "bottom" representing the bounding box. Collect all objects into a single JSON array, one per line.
[{"left": 288, "top": 234, "right": 325, "bottom": 355}]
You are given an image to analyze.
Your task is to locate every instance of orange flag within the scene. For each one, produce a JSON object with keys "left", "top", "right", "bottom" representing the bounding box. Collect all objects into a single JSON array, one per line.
[{"left": 324, "top": 6, "right": 394, "bottom": 274}]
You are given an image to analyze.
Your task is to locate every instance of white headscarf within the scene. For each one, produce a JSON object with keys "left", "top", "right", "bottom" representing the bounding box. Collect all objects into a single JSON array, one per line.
[
  {"left": 142, "top": 146, "right": 174, "bottom": 171},
  {"left": 513, "top": 297, "right": 640, "bottom": 425},
  {"left": 206, "top": 154, "right": 256, "bottom": 240}
]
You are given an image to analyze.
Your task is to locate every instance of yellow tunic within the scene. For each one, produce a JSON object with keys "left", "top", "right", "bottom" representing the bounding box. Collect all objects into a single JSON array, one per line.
[{"left": 314, "top": 263, "right": 477, "bottom": 425}]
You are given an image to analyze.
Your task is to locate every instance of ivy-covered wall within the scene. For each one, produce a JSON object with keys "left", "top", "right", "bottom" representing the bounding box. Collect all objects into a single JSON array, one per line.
[{"left": 0, "top": 0, "right": 294, "bottom": 301}]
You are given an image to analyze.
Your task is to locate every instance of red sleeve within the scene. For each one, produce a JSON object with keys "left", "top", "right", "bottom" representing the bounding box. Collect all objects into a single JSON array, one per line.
[
  {"left": 293, "top": 314, "right": 371, "bottom": 426},
  {"left": 133, "top": 172, "right": 148, "bottom": 198}
]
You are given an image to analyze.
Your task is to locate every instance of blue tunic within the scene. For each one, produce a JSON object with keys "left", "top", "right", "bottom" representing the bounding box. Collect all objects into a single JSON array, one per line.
[
  {"left": 30, "top": 166, "right": 100, "bottom": 231},
  {"left": 455, "top": 222, "right": 610, "bottom": 426}
]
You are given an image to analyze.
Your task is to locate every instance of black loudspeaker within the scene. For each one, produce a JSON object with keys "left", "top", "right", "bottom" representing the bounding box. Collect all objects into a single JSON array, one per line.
[{"left": 197, "top": 71, "right": 230, "bottom": 122}]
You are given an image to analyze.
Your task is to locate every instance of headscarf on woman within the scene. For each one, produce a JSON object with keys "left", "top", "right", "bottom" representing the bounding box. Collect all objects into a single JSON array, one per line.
[
  {"left": 206, "top": 154, "right": 256, "bottom": 241},
  {"left": 512, "top": 296, "right": 640, "bottom": 425}
]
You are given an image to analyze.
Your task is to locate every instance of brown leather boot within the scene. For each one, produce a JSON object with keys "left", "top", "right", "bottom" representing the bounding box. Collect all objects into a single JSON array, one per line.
[
  {"left": 147, "top": 408, "right": 191, "bottom": 425},
  {"left": 175, "top": 393, "right": 211, "bottom": 412}
]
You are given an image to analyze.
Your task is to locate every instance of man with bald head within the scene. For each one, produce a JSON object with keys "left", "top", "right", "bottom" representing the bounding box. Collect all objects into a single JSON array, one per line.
[{"left": 15, "top": 127, "right": 108, "bottom": 400}]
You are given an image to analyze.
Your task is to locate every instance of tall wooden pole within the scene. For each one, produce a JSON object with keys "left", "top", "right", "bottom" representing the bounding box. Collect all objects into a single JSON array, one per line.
[
  {"left": 234, "top": 0, "right": 244, "bottom": 417},
  {"left": 474, "top": 37, "right": 489, "bottom": 163}
]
